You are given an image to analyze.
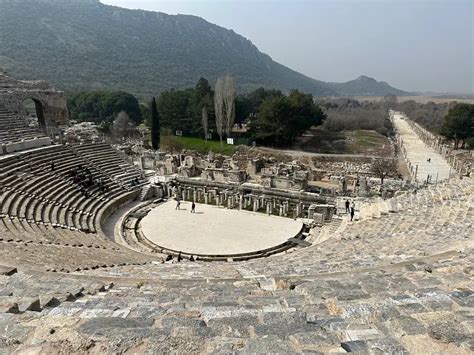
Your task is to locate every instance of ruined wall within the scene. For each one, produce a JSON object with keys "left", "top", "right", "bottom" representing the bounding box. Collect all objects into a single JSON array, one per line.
[{"left": 0, "top": 72, "right": 69, "bottom": 135}]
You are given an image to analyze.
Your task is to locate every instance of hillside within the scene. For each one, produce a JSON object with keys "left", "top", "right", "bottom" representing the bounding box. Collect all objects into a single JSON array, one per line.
[
  {"left": 0, "top": 0, "right": 408, "bottom": 97},
  {"left": 329, "top": 75, "right": 408, "bottom": 96}
]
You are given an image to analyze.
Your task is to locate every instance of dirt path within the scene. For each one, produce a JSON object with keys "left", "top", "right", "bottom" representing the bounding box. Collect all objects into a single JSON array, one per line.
[{"left": 257, "top": 146, "right": 381, "bottom": 159}]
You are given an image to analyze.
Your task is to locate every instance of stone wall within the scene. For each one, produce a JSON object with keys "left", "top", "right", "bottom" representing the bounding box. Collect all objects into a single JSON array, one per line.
[{"left": 0, "top": 71, "right": 70, "bottom": 139}]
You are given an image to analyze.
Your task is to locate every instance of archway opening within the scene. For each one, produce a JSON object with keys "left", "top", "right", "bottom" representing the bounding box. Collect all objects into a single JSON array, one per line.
[{"left": 22, "top": 98, "right": 46, "bottom": 133}]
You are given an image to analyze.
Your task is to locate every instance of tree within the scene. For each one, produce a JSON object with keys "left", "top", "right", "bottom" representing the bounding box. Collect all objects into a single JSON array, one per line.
[
  {"left": 235, "top": 87, "right": 283, "bottom": 124},
  {"left": 113, "top": 111, "right": 132, "bottom": 139},
  {"left": 202, "top": 106, "right": 209, "bottom": 140},
  {"left": 214, "top": 74, "right": 237, "bottom": 143},
  {"left": 382, "top": 94, "right": 398, "bottom": 110},
  {"left": 223, "top": 74, "right": 236, "bottom": 137},
  {"left": 371, "top": 158, "right": 398, "bottom": 184},
  {"left": 441, "top": 103, "right": 474, "bottom": 149},
  {"left": 67, "top": 91, "right": 143, "bottom": 125},
  {"left": 249, "top": 90, "right": 325, "bottom": 146},
  {"left": 151, "top": 97, "right": 160, "bottom": 150},
  {"left": 214, "top": 77, "right": 225, "bottom": 144},
  {"left": 193, "top": 77, "right": 213, "bottom": 133},
  {"left": 194, "top": 77, "right": 212, "bottom": 103}
]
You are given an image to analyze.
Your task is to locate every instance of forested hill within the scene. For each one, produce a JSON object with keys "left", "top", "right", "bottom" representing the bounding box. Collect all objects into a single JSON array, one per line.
[{"left": 0, "top": 0, "right": 408, "bottom": 97}]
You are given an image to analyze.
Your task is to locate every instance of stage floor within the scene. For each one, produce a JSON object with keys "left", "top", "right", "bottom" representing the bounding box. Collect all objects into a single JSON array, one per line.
[{"left": 140, "top": 200, "right": 303, "bottom": 256}]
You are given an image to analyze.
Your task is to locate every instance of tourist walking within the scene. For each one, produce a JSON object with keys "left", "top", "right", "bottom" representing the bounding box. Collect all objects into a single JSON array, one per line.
[
  {"left": 191, "top": 201, "right": 196, "bottom": 213},
  {"left": 345, "top": 199, "right": 350, "bottom": 213},
  {"left": 175, "top": 199, "right": 181, "bottom": 210}
]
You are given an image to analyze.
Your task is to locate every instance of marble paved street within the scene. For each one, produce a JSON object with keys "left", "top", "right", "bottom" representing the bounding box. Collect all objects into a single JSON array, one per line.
[
  {"left": 140, "top": 200, "right": 303, "bottom": 255},
  {"left": 392, "top": 112, "right": 451, "bottom": 182}
]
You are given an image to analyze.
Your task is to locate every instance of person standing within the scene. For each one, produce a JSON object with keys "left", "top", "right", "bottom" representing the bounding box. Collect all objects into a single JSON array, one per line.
[
  {"left": 191, "top": 201, "right": 196, "bottom": 213},
  {"left": 350, "top": 206, "right": 355, "bottom": 221},
  {"left": 345, "top": 199, "right": 350, "bottom": 214},
  {"left": 175, "top": 199, "right": 181, "bottom": 210}
]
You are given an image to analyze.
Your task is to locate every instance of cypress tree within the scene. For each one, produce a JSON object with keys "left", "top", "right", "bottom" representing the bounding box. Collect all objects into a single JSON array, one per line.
[{"left": 151, "top": 97, "right": 160, "bottom": 150}]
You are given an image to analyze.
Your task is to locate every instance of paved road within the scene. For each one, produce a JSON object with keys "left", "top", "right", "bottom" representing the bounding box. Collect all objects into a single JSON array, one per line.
[{"left": 392, "top": 112, "right": 451, "bottom": 182}]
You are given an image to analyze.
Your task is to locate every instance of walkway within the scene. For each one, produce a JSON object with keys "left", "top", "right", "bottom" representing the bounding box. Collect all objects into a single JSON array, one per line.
[{"left": 392, "top": 111, "right": 451, "bottom": 182}]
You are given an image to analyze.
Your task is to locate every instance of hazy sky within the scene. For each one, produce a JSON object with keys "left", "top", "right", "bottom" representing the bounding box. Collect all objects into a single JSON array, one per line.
[{"left": 102, "top": 0, "right": 473, "bottom": 93}]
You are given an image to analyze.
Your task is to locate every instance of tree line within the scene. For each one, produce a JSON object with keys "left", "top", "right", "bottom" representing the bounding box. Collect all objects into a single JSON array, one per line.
[
  {"left": 67, "top": 76, "right": 326, "bottom": 147},
  {"left": 317, "top": 97, "right": 394, "bottom": 137},
  {"left": 66, "top": 86, "right": 473, "bottom": 150}
]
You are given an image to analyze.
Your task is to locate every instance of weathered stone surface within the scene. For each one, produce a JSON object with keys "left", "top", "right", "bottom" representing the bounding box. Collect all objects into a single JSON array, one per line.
[
  {"left": 341, "top": 340, "right": 368, "bottom": 352},
  {"left": 206, "top": 315, "right": 258, "bottom": 337},
  {"left": 0, "top": 302, "right": 19, "bottom": 314},
  {"left": 241, "top": 336, "right": 297, "bottom": 353},
  {"left": 0, "top": 266, "right": 17, "bottom": 276},
  {"left": 79, "top": 317, "right": 153, "bottom": 335}
]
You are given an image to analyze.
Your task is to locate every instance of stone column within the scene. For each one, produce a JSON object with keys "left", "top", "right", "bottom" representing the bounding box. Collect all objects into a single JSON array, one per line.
[
  {"left": 182, "top": 190, "right": 186, "bottom": 201},
  {"left": 239, "top": 195, "right": 243, "bottom": 210},
  {"left": 193, "top": 189, "right": 197, "bottom": 202},
  {"left": 204, "top": 193, "right": 208, "bottom": 205},
  {"left": 266, "top": 202, "right": 271, "bottom": 215},
  {"left": 279, "top": 204, "right": 283, "bottom": 216}
]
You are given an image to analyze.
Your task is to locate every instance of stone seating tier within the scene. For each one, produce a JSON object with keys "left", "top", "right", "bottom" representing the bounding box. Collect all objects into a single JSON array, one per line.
[
  {"left": 0, "top": 107, "right": 46, "bottom": 145},
  {"left": 0, "top": 144, "right": 156, "bottom": 272},
  {"left": 69, "top": 143, "right": 146, "bottom": 188},
  {"left": 0, "top": 247, "right": 471, "bottom": 353}
]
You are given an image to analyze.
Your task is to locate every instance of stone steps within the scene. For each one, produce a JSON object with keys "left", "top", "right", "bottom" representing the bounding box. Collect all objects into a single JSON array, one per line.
[{"left": 6, "top": 249, "right": 470, "bottom": 353}]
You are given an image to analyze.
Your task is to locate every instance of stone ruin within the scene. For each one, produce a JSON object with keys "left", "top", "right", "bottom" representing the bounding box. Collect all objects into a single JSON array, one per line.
[
  {"left": 134, "top": 148, "right": 405, "bottom": 199},
  {"left": 0, "top": 70, "right": 69, "bottom": 139}
]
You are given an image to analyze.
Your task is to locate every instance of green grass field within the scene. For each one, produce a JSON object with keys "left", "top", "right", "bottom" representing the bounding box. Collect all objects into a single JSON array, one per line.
[{"left": 161, "top": 135, "right": 239, "bottom": 155}]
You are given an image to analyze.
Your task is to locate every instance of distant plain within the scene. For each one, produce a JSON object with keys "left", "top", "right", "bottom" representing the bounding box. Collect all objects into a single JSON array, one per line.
[{"left": 355, "top": 95, "right": 474, "bottom": 104}]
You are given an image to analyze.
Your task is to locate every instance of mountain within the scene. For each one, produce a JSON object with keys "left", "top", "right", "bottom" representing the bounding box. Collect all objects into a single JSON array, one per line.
[
  {"left": 328, "top": 76, "right": 409, "bottom": 96},
  {"left": 0, "top": 0, "right": 409, "bottom": 97}
]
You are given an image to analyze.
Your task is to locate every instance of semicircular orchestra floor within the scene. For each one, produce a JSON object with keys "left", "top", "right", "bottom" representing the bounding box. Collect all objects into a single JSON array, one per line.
[{"left": 139, "top": 200, "right": 303, "bottom": 256}]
